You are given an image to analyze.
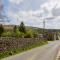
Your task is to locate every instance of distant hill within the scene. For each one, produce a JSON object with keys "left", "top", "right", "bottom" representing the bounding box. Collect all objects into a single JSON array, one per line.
[{"left": 26, "top": 26, "right": 60, "bottom": 34}]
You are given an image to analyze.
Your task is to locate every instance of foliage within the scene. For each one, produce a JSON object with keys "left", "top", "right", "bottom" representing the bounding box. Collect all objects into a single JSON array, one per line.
[
  {"left": 24, "top": 29, "right": 33, "bottom": 38},
  {"left": 13, "top": 25, "right": 17, "bottom": 32},
  {"left": 19, "top": 22, "right": 26, "bottom": 33},
  {"left": 0, "top": 24, "right": 4, "bottom": 36},
  {"left": 33, "top": 33, "right": 38, "bottom": 38},
  {"left": 1, "top": 28, "right": 25, "bottom": 38},
  {"left": 2, "top": 32, "right": 13, "bottom": 37},
  {"left": 14, "top": 30, "right": 24, "bottom": 38}
]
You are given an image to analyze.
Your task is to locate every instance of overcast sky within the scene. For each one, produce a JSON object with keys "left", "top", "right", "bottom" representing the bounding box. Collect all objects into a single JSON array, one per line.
[{"left": 1, "top": 0, "right": 60, "bottom": 29}]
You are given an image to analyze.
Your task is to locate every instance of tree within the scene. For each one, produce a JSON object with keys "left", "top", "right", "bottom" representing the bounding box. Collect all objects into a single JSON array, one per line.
[
  {"left": 13, "top": 25, "right": 17, "bottom": 32},
  {"left": 19, "top": 22, "right": 26, "bottom": 33},
  {"left": 0, "top": 24, "right": 4, "bottom": 36}
]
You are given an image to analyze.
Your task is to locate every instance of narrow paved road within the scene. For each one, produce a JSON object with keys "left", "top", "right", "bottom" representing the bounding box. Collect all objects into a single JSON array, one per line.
[{"left": 2, "top": 41, "right": 60, "bottom": 60}]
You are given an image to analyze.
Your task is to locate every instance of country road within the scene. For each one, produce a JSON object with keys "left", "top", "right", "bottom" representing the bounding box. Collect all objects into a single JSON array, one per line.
[{"left": 2, "top": 41, "right": 60, "bottom": 60}]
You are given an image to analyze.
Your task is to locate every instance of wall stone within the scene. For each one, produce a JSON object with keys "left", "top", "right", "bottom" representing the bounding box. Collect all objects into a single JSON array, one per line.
[{"left": 0, "top": 37, "right": 44, "bottom": 52}]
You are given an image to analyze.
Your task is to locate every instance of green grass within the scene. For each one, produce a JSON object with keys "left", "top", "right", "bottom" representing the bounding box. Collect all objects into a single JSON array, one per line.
[{"left": 0, "top": 41, "right": 48, "bottom": 59}]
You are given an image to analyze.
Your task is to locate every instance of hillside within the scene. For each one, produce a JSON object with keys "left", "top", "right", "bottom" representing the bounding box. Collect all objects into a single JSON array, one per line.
[{"left": 26, "top": 26, "right": 60, "bottom": 34}]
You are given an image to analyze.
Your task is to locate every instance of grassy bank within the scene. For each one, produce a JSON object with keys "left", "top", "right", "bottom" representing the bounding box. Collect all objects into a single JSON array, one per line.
[{"left": 0, "top": 40, "right": 48, "bottom": 59}]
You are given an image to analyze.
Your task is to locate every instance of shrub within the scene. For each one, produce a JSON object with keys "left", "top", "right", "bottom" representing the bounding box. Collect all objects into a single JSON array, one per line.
[
  {"left": 15, "top": 31, "right": 24, "bottom": 38},
  {"left": 33, "top": 33, "right": 38, "bottom": 38},
  {"left": 1, "top": 30, "right": 25, "bottom": 38},
  {"left": 24, "top": 29, "right": 33, "bottom": 38},
  {"left": 9, "top": 51, "right": 13, "bottom": 55},
  {"left": 2, "top": 32, "right": 13, "bottom": 37}
]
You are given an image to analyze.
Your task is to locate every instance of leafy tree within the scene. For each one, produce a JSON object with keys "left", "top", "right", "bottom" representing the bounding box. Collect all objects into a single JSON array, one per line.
[
  {"left": 24, "top": 29, "right": 33, "bottom": 38},
  {"left": 19, "top": 22, "right": 26, "bottom": 33},
  {"left": 0, "top": 24, "right": 4, "bottom": 36},
  {"left": 13, "top": 25, "right": 17, "bottom": 32}
]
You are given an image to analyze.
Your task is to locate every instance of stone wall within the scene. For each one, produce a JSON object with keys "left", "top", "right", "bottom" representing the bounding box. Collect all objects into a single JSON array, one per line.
[{"left": 0, "top": 37, "right": 44, "bottom": 52}]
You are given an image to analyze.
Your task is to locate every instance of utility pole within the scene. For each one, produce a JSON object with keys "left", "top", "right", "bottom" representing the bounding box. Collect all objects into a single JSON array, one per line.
[
  {"left": 42, "top": 17, "right": 55, "bottom": 40},
  {"left": 43, "top": 18, "right": 45, "bottom": 39}
]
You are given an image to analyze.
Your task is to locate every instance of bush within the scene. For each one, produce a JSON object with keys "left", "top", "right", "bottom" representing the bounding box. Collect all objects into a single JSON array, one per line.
[
  {"left": 24, "top": 29, "right": 33, "bottom": 38},
  {"left": 33, "top": 33, "right": 38, "bottom": 38},
  {"left": 1, "top": 30, "right": 25, "bottom": 38},
  {"left": 24, "top": 33, "right": 32, "bottom": 38},
  {"left": 15, "top": 31, "right": 24, "bottom": 38},
  {"left": 2, "top": 32, "right": 13, "bottom": 37},
  {"left": 9, "top": 51, "right": 13, "bottom": 55}
]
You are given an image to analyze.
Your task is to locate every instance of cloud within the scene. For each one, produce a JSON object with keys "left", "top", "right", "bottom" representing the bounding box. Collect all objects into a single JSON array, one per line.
[
  {"left": 7, "top": 9, "right": 44, "bottom": 26},
  {"left": 7, "top": 10, "right": 18, "bottom": 20},
  {"left": 7, "top": 0, "right": 60, "bottom": 28},
  {"left": 9, "top": 0, "right": 23, "bottom": 4},
  {"left": 40, "top": 0, "right": 60, "bottom": 17},
  {"left": 8, "top": 0, "right": 60, "bottom": 18}
]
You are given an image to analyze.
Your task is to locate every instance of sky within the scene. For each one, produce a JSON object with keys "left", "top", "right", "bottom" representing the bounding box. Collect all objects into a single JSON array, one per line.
[{"left": 1, "top": 0, "right": 60, "bottom": 29}]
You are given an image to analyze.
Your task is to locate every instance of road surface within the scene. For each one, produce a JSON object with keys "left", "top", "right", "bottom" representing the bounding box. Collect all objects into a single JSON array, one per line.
[{"left": 2, "top": 41, "right": 60, "bottom": 60}]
